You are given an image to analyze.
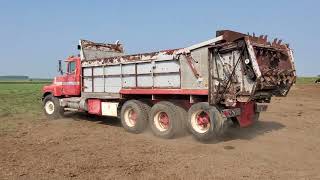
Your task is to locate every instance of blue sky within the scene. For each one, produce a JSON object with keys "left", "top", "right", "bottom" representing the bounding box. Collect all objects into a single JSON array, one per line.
[{"left": 0, "top": 0, "right": 319, "bottom": 77}]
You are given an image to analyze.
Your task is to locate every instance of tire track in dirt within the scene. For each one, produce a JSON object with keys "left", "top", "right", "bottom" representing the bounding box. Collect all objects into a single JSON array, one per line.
[{"left": 0, "top": 84, "right": 320, "bottom": 179}]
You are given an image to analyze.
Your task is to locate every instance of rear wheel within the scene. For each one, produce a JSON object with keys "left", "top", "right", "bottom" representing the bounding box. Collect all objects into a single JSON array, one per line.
[
  {"left": 149, "top": 101, "right": 183, "bottom": 139},
  {"left": 43, "top": 95, "right": 64, "bottom": 119},
  {"left": 187, "top": 102, "right": 226, "bottom": 141},
  {"left": 120, "top": 100, "right": 150, "bottom": 134}
]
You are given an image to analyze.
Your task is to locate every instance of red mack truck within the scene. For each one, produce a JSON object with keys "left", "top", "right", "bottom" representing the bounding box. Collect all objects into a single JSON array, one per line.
[{"left": 42, "top": 30, "right": 296, "bottom": 141}]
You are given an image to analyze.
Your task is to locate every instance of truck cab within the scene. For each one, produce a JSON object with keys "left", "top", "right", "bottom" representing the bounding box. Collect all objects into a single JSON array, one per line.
[
  {"left": 42, "top": 40, "right": 124, "bottom": 119},
  {"left": 42, "top": 39, "right": 124, "bottom": 99},
  {"left": 42, "top": 56, "right": 81, "bottom": 98}
]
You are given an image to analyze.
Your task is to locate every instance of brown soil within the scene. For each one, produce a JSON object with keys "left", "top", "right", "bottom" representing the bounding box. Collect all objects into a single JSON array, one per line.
[{"left": 0, "top": 84, "right": 320, "bottom": 180}]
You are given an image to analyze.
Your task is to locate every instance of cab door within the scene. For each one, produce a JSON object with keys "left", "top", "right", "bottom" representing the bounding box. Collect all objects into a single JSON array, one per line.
[{"left": 62, "top": 60, "right": 81, "bottom": 96}]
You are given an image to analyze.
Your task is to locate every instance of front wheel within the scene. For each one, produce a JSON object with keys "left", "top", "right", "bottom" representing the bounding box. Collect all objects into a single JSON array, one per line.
[{"left": 43, "top": 95, "right": 64, "bottom": 119}]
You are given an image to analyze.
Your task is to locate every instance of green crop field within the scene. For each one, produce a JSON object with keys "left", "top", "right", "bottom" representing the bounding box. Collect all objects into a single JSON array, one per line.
[
  {"left": 0, "top": 77, "right": 318, "bottom": 118},
  {"left": 0, "top": 82, "right": 50, "bottom": 118},
  {"left": 0, "top": 81, "right": 51, "bottom": 135},
  {"left": 295, "top": 77, "right": 319, "bottom": 84}
]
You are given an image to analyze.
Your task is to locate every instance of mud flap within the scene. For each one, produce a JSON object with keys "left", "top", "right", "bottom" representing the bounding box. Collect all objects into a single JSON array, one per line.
[{"left": 235, "top": 101, "right": 256, "bottom": 127}]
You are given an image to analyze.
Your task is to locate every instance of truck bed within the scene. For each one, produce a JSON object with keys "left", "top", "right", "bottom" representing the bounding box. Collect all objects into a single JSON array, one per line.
[
  {"left": 79, "top": 30, "right": 296, "bottom": 105},
  {"left": 80, "top": 39, "right": 220, "bottom": 97}
]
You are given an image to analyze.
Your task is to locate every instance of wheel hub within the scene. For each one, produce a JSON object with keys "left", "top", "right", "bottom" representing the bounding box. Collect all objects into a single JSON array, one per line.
[
  {"left": 197, "top": 112, "right": 210, "bottom": 127},
  {"left": 159, "top": 112, "right": 169, "bottom": 128},
  {"left": 45, "top": 101, "right": 55, "bottom": 115},
  {"left": 191, "top": 110, "right": 211, "bottom": 133},
  {"left": 154, "top": 111, "right": 170, "bottom": 132},
  {"left": 124, "top": 108, "right": 137, "bottom": 127},
  {"left": 128, "top": 109, "right": 137, "bottom": 124}
]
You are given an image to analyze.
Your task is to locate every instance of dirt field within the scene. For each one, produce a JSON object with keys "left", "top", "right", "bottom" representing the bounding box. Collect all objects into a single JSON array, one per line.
[{"left": 0, "top": 84, "right": 319, "bottom": 180}]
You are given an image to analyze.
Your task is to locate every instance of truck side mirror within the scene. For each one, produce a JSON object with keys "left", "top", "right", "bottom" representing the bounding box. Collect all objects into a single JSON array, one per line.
[{"left": 58, "top": 60, "right": 63, "bottom": 75}]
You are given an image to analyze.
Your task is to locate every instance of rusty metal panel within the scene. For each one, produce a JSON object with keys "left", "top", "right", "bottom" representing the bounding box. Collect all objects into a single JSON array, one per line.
[
  {"left": 83, "top": 68, "right": 92, "bottom": 77},
  {"left": 122, "top": 76, "right": 136, "bottom": 88},
  {"left": 81, "top": 50, "right": 176, "bottom": 67},
  {"left": 83, "top": 78, "right": 92, "bottom": 92},
  {"left": 137, "top": 63, "right": 152, "bottom": 74},
  {"left": 180, "top": 47, "right": 209, "bottom": 89},
  {"left": 154, "top": 74, "right": 180, "bottom": 88},
  {"left": 93, "top": 67, "right": 104, "bottom": 76},
  {"left": 137, "top": 75, "right": 153, "bottom": 87},
  {"left": 93, "top": 78, "right": 104, "bottom": 92},
  {"left": 121, "top": 64, "right": 135, "bottom": 75},
  {"left": 208, "top": 30, "right": 295, "bottom": 106},
  {"left": 105, "top": 77, "right": 121, "bottom": 93},
  {"left": 208, "top": 42, "right": 257, "bottom": 106},
  {"left": 105, "top": 65, "right": 121, "bottom": 75},
  {"left": 79, "top": 39, "right": 124, "bottom": 61},
  {"left": 153, "top": 60, "right": 181, "bottom": 88},
  {"left": 154, "top": 61, "right": 180, "bottom": 73}
]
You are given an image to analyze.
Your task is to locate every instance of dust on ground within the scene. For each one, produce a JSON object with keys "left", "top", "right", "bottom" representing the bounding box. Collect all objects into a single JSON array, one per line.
[{"left": 0, "top": 84, "right": 319, "bottom": 180}]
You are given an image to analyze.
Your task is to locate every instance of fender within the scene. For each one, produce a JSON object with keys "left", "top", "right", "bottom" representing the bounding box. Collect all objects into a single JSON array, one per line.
[{"left": 42, "top": 84, "right": 63, "bottom": 97}]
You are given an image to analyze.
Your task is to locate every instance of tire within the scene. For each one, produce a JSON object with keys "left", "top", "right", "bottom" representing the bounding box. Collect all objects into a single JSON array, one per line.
[
  {"left": 187, "top": 102, "right": 226, "bottom": 141},
  {"left": 175, "top": 103, "right": 188, "bottom": 135},
  {"left": 120, "top": 100, "right": 150, "bottom": 134},
  {"left": 43, "top": 94, "right": 64, "bottom": 119},
  {"left": 159, "top": 101, "right": 188, "bottom": 136},
  {"left": 140, "top": 100, "right": 152, "bottom": 117},
  {"left": 149, "top": 101, "right": 183, "bottom": 139}
]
